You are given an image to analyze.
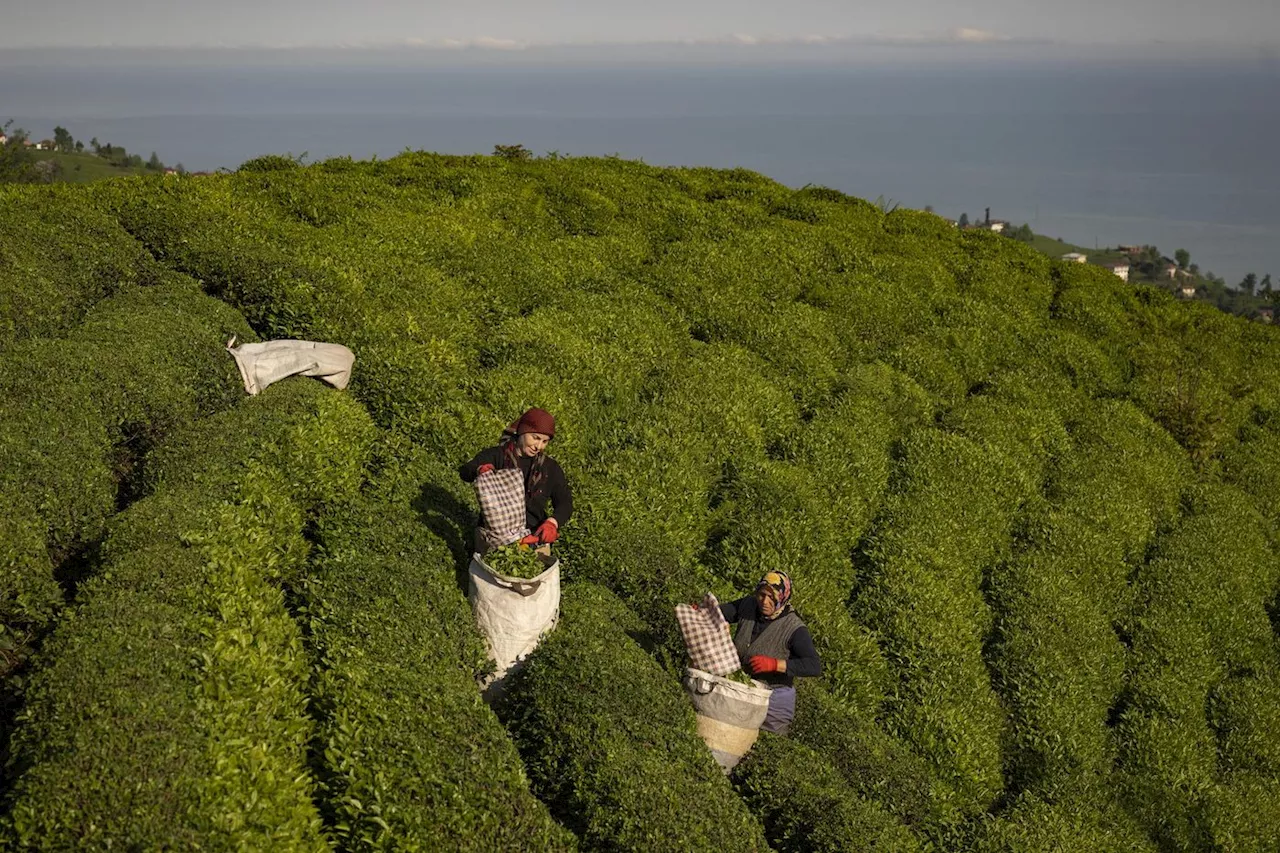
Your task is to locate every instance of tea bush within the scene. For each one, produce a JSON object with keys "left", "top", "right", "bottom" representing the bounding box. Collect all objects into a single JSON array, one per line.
[
  {"left": 2, "top": 382, "right": 371, "bottom": 849},
  {"left": 0, "top": 184, "right": 185, "bottom": 346},
  {"left": 733, "top": 735, "right": 921, "bottom": 852},
  {"left": 0, "top": 282, "right": 250, "bottom": 677},
  {"left": 790, "top": 684, "right": 960, "bottom": 839},
  {"left": 500, "top": 583, "right": 769, "bottom": 851},
  {"left": 3, "top": 152, "right": 1280, "bottom": 849},
  {"left": 1116, "top": 484, "right": 1280, "bottom": 848},
  {"left": 853, "top": 428, "right": 1026, "bottom": 813},
  {"left": 302, "top": 494, "right": 574, "bottom": 850},
  {"left": 971, "top": 782, "right": 1157, "bottom": 853}
]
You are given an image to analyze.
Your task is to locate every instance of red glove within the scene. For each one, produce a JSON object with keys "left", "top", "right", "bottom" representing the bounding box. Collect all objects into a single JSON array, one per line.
[
  {"left": 518, "top": 534, "right": 539, "bottom": 546},
  {"left": 477, "top": 463, "right": 495, "bottom": 476},
  {"left": 748, "top": 655, "right": 782, "bottom": 675},
  {"left": 534, "top": 519, "right": 559, "bottom": 544}
]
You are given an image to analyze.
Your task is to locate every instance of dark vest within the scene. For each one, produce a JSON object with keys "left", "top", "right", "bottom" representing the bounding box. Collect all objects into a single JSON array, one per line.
[{"left": 733, "top": 608, "right": 803, "bottom": 688}]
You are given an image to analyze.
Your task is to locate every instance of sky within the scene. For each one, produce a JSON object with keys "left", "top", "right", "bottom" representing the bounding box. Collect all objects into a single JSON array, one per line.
[{"left": 3, "top": 0, "right": 1278, "bottom": 52}]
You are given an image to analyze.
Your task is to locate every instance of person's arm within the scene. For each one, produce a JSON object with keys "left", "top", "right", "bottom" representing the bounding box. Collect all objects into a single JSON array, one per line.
[
  {"left": 718, "top": 595, "right": 753, "bottom": 624},
  {"left": 459, "top": 446, "right": 502, "bottom": 483},
  {"left": 783, "top": 626, "right": 822, "bottom": 678},
  {"left": 546, "top": 458, "right": 574, "bottom": 527}
]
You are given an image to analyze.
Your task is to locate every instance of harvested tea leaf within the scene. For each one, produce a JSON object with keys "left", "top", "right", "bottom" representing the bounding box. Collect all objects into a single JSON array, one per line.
[{"left": 483, "top": 542, "right": 548, "bottom": 579}]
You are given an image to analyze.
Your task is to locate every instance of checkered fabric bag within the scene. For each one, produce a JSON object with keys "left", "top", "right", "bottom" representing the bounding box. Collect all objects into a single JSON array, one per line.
[
  {"left": 475, "top": 468, "right": 529, "bottom": 548},
  {"left": 675, "top": 592, "right": 741, "bottom": 677}
]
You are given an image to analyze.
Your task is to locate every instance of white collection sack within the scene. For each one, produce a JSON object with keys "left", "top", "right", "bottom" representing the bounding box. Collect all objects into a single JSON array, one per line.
[
  {"left": 683, "top": 667, "right": 772, "bottom": 773},
  {"left": 469, "top": 552, "right": 561, "bottom": 699},
  {"left": 226, "top": 337, "right": 355, "bottom": 396}
]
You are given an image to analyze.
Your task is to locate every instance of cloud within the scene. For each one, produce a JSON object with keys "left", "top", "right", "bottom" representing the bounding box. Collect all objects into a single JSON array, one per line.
[
  {"left": 948, "top": 27, "right": 1006, "bottom": 44},
  {"left": 436, "top": 36, "right": 529, "bottom": 51}
]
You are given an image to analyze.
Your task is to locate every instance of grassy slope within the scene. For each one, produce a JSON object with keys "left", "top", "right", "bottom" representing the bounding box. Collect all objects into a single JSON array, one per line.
[{"left": 29, "top": 150, "right": 151, "bottom": 182}]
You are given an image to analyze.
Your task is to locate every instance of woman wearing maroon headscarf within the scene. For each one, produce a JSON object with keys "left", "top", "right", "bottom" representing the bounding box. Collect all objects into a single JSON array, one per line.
[{"left": 459, "top": 407, "right": 573, "bottom": 550}]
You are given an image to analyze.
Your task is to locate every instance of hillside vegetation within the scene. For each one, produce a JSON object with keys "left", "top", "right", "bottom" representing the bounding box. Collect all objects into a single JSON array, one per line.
[{"left": 2, "top": 151, "right": 1280, "bottom": 851}]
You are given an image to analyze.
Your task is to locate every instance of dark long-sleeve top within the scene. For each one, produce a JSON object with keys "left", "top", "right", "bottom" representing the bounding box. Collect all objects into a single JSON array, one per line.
[
  {"left": 719, "top": 595, "right": 823, "bottom": 687},
  {"left": 459, "top": 445, "right": 573, "bottom": 530}
]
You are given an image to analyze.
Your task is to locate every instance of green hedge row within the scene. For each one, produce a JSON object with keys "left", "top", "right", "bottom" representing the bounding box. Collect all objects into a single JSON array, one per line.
[
  {"left": 985, "top": 399, "right": 1190, "bottom": 798},
  {"left": 301, "top": 471, "right": 574, "bottom": 850},
  {"left": 500, "top": 583, "right": 769, "bottom": 851},
  {"left": 733, "top": 734, "right": 921, "bottom": 852},
  {"left": 1117, "top": 484, "right": 1280, "bottom": 849},
  {"left": 24, "top": 154, "right": 1280, "bottom": 847},
  {"left": 790, "top": 684, "right": 957, "bottom": 840},
  {"left": 2, "top": 381, "right": 373, "bottom": 849},
  {"left": 0, "top": 282, "right": 250, "bottom": 676},
  {"left": 852, "top": 427, "right": 1027, "bottom": 813},
  {"left": 971, "top": 782, "right": 1157, "bottom": 853},
  {"left": 0, "top": 184, "right": 187, "bottom": 346}
]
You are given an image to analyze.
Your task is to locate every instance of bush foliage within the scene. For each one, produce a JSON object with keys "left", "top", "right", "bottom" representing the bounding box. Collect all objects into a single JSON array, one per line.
[{"left": 2, "top": 153, "right": 1280, "bottom": 848}]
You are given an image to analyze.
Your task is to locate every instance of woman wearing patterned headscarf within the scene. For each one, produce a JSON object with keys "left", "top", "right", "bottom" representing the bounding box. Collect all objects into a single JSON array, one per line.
[{"left": 719, "top": 570, "right": 822, "bottom": 735}]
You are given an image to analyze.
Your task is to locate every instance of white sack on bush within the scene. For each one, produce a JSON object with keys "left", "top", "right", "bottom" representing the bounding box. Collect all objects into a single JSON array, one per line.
[{"left": 226, "top": 337, "right": 355, "bottom": 396}]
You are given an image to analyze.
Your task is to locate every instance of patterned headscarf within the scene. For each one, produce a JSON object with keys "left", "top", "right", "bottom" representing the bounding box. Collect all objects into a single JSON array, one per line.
[{"left": 756, "top": 570, "right": 793, "bottom": 617}]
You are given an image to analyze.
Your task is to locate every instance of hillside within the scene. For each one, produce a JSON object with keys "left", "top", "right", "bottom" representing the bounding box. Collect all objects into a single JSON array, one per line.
[
  {"left": 2, "top": 153, "right": 1280, "bottom": 851},
  {"left": 28, "top": 150, "right": 152, "bottom": 183}
]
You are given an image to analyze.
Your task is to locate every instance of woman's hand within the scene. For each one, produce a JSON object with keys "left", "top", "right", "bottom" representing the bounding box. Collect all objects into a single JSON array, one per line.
[
  {"left": 748, "top": 655, "right": 786, "bottom": 675},
  {"left": 534, "top": 518, "right": 559, "bottom": 544}
]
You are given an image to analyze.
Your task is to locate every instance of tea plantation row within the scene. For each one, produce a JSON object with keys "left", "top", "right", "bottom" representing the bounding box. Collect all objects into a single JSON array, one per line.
[{"left": 1, "top": 153, "right": 1279, "bottom": 850}]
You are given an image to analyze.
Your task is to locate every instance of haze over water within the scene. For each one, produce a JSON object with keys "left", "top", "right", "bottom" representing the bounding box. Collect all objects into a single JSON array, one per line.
[{"left": 4, "top": 59, "right": 1276, "bottom": 282}]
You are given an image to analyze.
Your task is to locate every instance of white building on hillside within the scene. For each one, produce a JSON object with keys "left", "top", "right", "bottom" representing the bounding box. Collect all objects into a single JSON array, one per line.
[
  {"left": 1061, "top": 252, "right": 1088, "bottom": 263},
  {"left": 1101, "top": 261, "right": 1130, "bottom": 281}
]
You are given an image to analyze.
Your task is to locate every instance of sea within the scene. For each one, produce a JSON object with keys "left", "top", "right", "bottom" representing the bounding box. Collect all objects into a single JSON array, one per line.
[{"left": 3, "top": 59, "right": 1277, "bottom": 283}]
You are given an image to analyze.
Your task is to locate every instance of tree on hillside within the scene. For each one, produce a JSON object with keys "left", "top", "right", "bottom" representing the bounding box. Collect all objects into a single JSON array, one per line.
[
  {"left": 53, "top": 126, "right": 74, "bottom": 153},
  {"left": 1241, "top": 273, "right": 1258, "bottom": 296},
  {"left": 1007, "top": 223, "right": 1034, "bottom": 243},
  {"left": 89, "top": 137, "right": 100, "bottom": 154},
  {"left": 493, "top": 143, "right": 532, "bottom": 161},
  {"left": 146, "top": 152, "right": 163, "bottom": 171},
  {"left": 1261, "top": 274, "right": 1273, "bottom": 294},
  {"left": 74, "top": 140, "right": 84, "bottom": 153},
  {"left": 958, "top": 212, "right": 970, "bottom": 228},
  {"left": 1175, "top": 248, "right": 1190, "bottom": 269}
]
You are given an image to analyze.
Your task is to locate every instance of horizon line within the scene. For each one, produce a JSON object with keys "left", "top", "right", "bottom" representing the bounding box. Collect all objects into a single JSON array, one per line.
[{"left": 4, "top": 32, "right": 1274, "bottom": 53}]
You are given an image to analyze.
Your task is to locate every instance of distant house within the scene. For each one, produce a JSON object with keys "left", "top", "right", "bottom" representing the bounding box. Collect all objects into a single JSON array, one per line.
[
  {"left": 0, "top": 134, "right": 6, "bottom": 145},
  {"left": 163, "top": 168, "right": 179, "bottom": 176},
  {"left": 1061, "top": 252, "right": 1088, "bottom": 263},
  {"left": 1101, "top": 260, "right": 1130, "bottom": 281},
  {"left": 1161, "top": 262, "right": 1180, "bottom": 279},
  {"left": 37, "top": 140, "right": 54, "bottom": 151},
  {"left": 1117, "top": 244, "right": 1144, "bottom": 255},
  {"left": 942, "top": 217, "right": 958, "bottom": 227},
  {"left": 1257, "top": 306, "right": 1275, "bottom": 323},
  {"left": 1178, "top": 283, "right": 1198, "bottom": 299}
]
